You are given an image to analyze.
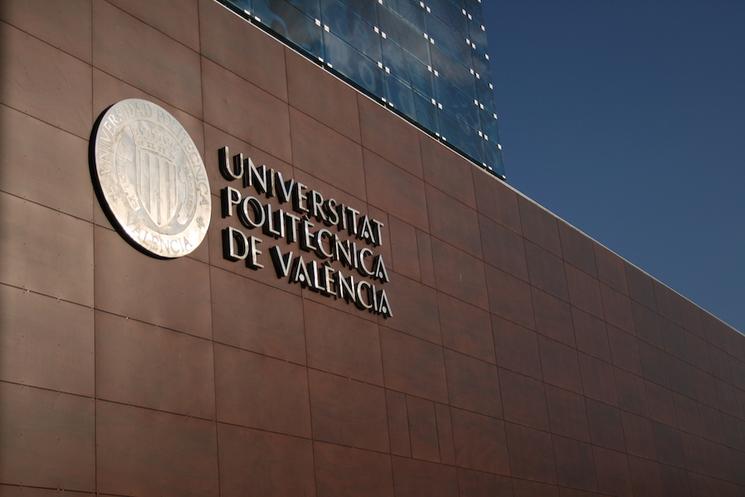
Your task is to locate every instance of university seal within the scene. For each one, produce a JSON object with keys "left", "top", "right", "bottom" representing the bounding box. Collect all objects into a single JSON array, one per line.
[{"left": 91, "top": 99, "right": 211, "bottom": 258}]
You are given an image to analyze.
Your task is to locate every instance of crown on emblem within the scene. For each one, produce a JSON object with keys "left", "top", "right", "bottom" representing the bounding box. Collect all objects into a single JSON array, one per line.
[{"left": 131, "top": 122, "right": 178, "bottom": 164}]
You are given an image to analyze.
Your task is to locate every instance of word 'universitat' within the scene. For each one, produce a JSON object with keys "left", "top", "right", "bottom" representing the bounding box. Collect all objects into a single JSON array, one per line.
[{"left": 218, "top": 146, "right": 393, "bottom": 318}]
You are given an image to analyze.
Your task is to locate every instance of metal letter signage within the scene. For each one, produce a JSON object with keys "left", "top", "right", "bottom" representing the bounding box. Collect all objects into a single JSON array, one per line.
[
  {"left": 217, "top": 146, "right": 393, "bottom": 318},
  {"left": 90, "top": 99, "right": 211, "bottom": 258}
]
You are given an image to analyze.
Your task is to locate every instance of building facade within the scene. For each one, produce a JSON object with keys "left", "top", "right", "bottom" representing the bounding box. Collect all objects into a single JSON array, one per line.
[{"left": 1, "top": 1, "right": 744, "bottom": 496}]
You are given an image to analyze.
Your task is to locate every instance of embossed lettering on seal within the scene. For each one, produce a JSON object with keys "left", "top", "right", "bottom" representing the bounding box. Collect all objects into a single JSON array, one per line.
[{"left": 91, "top": 99, "right": 211, "bottom": 258}]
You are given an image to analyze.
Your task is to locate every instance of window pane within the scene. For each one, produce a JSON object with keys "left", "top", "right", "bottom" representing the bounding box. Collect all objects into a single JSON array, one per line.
[
  {"left": 253, "top": 0, "right": 324, "bottom": 57},
  {"left": 322, "top": 0, "right": 381, "bottom": 60},
  {"left": 323, "top": 30, "right": 384, "bottom": 95}
]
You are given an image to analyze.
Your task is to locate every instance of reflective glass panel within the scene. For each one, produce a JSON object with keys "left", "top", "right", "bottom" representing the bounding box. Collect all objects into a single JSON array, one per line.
[
  {"left": 222, "top": 0, "right": 505, "bottom": 177},
  {"left": 323, "top": 30, "right": 384, "bottom": 96}
]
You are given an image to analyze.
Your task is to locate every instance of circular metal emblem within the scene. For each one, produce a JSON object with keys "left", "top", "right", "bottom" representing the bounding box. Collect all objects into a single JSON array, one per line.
[{"left": 91, "top": 99, "right": 211, "bottom": 258}]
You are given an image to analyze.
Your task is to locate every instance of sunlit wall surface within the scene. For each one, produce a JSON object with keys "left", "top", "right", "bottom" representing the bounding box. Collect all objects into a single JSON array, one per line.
[{"left": 221, "top": 0, "right": 506, "bottom": 178}]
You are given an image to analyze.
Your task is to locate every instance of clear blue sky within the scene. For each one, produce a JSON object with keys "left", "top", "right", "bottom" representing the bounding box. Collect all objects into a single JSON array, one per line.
[{"left": 483, "top": 1, "right": 745, "bottom": 332}]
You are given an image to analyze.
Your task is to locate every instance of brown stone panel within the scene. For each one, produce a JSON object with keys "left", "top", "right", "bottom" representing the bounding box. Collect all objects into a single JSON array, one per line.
[
  {"left": 358, "top": 95, "right": 423, "bottom": 177},
  {"left": 681, "top": 433, "right": 723, "bottom": 481},
  {"left": 96, "top": 400, "right": 218, "bottom": 497},
  {"left": 0, "top": 286, "right": 93, "bottom": 395},
  {"left": 0, "top": 383, "right": 94, "bottom": 490},
  {"left": 518, "top": 196, "right": 561, "bottom": 256},
  {"left": 692, "top": 368, "right": 718, "bottom": 410},
  {"left": 606, "top": 326, "right": 641, "bottom": 374},
  {"left": 290, "top": 107, "right": 365, "bottom": 199},
  {"left": 525, "top": 241, "right": 569, "bottom": 301},
  {"left": 200, "top": 0, "right": 287, "bottom": 98},
  {"left": 500, "top": 368, "right": 549, "bottom": 431},
  {"left": 638, "top": 343, "right": 672, "bottom": 391},
  {"left": 416, "top": 229, "right": 437, "bottom": 286},
  {"left": 698, "top": 403, "right": 724, "bottom": 445},
  {"left": 0, "top": 193, "right": 93, "bottom": 306},
  {"left": 391, "top": 456, "right": 459, "bottom": 497},
  {"left": 661, "top": 319, "right": 711, "bottom": 371},
  {"left": 218, "top": 423, "right": 315, "bottom": 497},
  {"left": 545, "top": 385, "right": 589, "bottom": 442},
  {"left": 386, "top": 390, "right": 411, "bottom": 457},
  {"left": 552, "top": 436, "right": 597, "bottom": 491},
  {"left": 506, "top": 422, "right": 557, "bottom": 483},
  {"left": 110, "top": 0, "right": 199, "bottom": 50},
  {"left": 614, "top": 367, "right": 646, "bottom": 416},
  {"left": 624, "top": 263, "right": 657, "bottom": 310},
  {"left": 486, "top": 265, "right": 534, "bottom": 329},
  {"left": 0, "top": 23, "right": 91, "bottom": 138},
  {"left": 426, "top": 185, "right": 482, "bottom": 258},
  {"left": 533, "top": 289, "right": 575, "bottom": 346},
  {"left": 214, "top": 344, "right": 311, "bottom": 437},
  {"left": 0, "top": 105, "right": 92, "bottom": 220},
  {"left": 620, "top": 412, "right": 656, "bottom": 460},
  {"left": 433, "top": 239, "right": 489, "bottom": 311},
  {"left": 578, "top": 352, "right": 617, "bottom": 405},
  {"left": 451, "top": 408, "right": 509, "bottom": 474},
  {"left": 601, "top": 284, "right": 635, "bottom": 333},
  {"left": 471, "top": 167, "right": 521, "bottom": 234},
  {"left": 511, "top": 480, "right": 558, "bottom": 497},
  {"left": 643, "top": 380, "right": 677, "bottom": 426},
  {"left": 594, "top": 244, "right": 628, "bottom": 295},
  {"left": 420, "top": 135, "right": 477, "bottom": 208},
  {"left": 593, "top": 447, "right": 632, "bottom": 497},
  {"left": 305, "top": 300, "right": 383, "bottom": 384},
  {"left": 557, "top": 220, "right": 596, "bottom": 277},
  {"left": 706, "top": 342, "right": 733, "bottom": 386},
  {"left": 308, "top": 369, "right": 389, "bottom": 452},
  {"left": 689, "top": 472, "right": 742, "bottom": 497},
  {"left": 445, "top": 349, "right": 501, "bottom": 417},
  {"left": 95, "top": 311, "right": 215, "bottom": 418},
  {"left": 572, "top": 307, "right": 610, "bottom": 361},
  {"left": 627, "top": 456, "right": 663, "bottom": 497},
  {"left": 314, "top": 442, "right": 394, "bottom": 497},
  {"left": 479, "top": 214, "right": 529, "bottom": 281},
  {"left": 406, "top": 396, "right": 440, "bottom": 462},
  {"left": 492, "top": 315, "right": 542, "bottom": 379},
  {"left": 539, "top": 336, "right": 582, "bottom": 394},
  {"left": 380, "top": 327, "right": 448, "bottom": 403},
  {"left": 384, "top": 272, "right": 441, "bottom": 343},
  {"left": 585, "top": 399, "right": 625, "bottom": 452},
  {"left": 652, "top": 421, "right": 686, "bottom": 468},
  {"left": 715, "top": 377, "right": 743, "bottom": 418},
  {"left": 94, "top": 227, "right": 211, "bottom": 338},
  {"left": 438, "top": 291, "right": 495, "bottom": 363},
  {"left": 364, "top": 148, "right": 428, "bottom": 230},
  {"left": 388, "top": 216, "right": 421, "bottom": 280},
  {"left": 701, "top": 311, "right": 736, "bottom": 353},
  {"left": 564, "top": 264, "right": 603, "bottom": 318},
  {"left": 654, "top": 282, "right": 697, "bottom": 333},
  {"left": 434, "top": 403, "right": 456, "bottom": 464},
  {"left": 203, "top": 57, "right": 291, "bottom": 159},
  {"left": 457, "top": 469, "right": 513, "bottom": 497},
  {"left": 92, "top": 0, "right": 201, "bottom": 116},
  {"left": 211, "top": 266, "right": 305, "bottom": 363},
  {"left": 286, "top": 50, "right": 361, "bottom": 140},
  {"left": 0, "top": 0, "right": 91, "bottom": 61}
]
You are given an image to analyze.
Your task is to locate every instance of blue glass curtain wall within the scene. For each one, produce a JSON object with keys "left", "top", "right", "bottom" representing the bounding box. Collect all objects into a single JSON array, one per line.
[{"left": 222, "top": 0, "right": 505, "bottom": 179}]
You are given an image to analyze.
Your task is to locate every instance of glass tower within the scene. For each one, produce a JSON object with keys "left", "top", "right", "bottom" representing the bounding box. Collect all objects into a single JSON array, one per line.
[{"left": 221, "top": 0, "right": 505, "bottom": 178}]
